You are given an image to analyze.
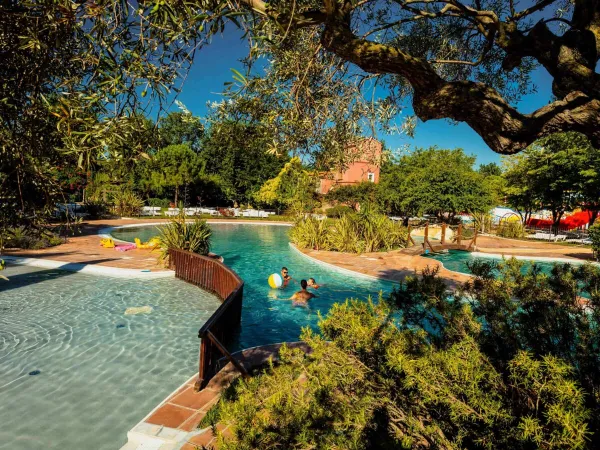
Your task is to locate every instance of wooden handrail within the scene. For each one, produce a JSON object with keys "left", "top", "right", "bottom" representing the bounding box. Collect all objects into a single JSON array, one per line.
[{"left": 168, "top": 248, "right": 245, "bottom": 390}]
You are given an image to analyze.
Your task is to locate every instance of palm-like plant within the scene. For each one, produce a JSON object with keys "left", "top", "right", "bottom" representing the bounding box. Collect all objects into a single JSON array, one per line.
[{"left": 158, "top": 213, "right": 211, "bottom": 263}]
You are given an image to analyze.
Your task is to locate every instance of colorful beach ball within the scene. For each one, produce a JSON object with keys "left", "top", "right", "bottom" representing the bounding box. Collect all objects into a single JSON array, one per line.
[{"left": 268, "top": 273, "right": 283, "bottom": 289}]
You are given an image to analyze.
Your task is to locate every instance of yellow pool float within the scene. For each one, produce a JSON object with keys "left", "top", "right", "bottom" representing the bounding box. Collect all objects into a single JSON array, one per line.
[
  {"left": 100, "top": 237, "right": 115, "bottom": 248},
  {"left": 134, "top": 237, "right": 160, "bottom": 249}
]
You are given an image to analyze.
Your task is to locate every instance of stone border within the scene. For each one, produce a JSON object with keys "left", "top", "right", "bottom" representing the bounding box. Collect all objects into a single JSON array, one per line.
[
  {"left": 288, "top": 243, "right": 400, "bottom": 285},
  {"left": 471, "top": 251, "right": 599, "bottom": 266},
  {"left": 1, "top": 255, "right": 175, "bottom": 279}
]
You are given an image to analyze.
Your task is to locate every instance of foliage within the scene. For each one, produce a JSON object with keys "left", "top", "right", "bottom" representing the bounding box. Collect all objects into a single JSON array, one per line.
[
  {"left": 325, "top": 182, "right": 379, "bottom": 210},
  {"left": 111, "top": 189, "right": 144, "bottom": 217},
  {"left": 214, "top": 260, "right": 600, "bottom": 449},
  {"left": 479, "top": 163, "right": 502, "bottom": 177},
  {"left": 198, "top": 120, "right": 288, "bottom": 204},
  {"left": 146, "top": 198, "right": 171, "bottom": 209},
  {"left": 254, "top": 157, "right": 319, "bottom": 213},
  {"left": 2, "top": 227, "right": 62, "bottom": 250},
  {"left": 157, "top": 112, "right": 203, "bottom": 152},
  {"left": 324, "top": 205, "right": 354, "bottom": 218},
  {"left": 149, "top": 144, "right": 200, "bottom": 204},
  {"left": 588, "top": 223, "right": 600, "bottom": 261},
  {"left": 158, "top": 214, "right": 211, "bottom": 263},
  {"left": 83, "top": 200, "right": 109, "bottom": 220},
  {"left": 290, "top": 211, "right": 408, "bottom": 253},
  {"left": 496, "top": 221, "right": 526, "bottom": 239},
  {"left": 502, "top": 132, "right": 598, "bottom": 230},
  {"left": 289, "top": 217, "right": 331, "bottom": 251},
  {"left": 378, "top": 148, "right": 493, "bottom": 221}
]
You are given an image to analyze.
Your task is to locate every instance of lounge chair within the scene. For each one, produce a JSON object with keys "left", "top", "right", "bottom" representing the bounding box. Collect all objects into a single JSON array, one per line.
[{"left": 165, "top": 207, "right": 180, "bottom": 216}]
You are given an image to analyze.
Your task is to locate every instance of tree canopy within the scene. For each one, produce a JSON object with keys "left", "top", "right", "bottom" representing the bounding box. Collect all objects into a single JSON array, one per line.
[
  {"left": 503, "top": 132, "right": 600, "bottom": 228},
  {"left": 211, "top": 260, "right": 600, "bottom": 449},
  {"left": 379, "top": 148, "right": 494, "bottom": 220}
]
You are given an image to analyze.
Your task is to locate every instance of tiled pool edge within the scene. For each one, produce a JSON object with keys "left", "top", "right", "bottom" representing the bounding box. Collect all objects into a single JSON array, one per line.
[
  {"left": 1, "top": 255, "right": 175, "bottom": 279},
  {"left": 120, "top": 342, "right": 310, "bottom": 450}
]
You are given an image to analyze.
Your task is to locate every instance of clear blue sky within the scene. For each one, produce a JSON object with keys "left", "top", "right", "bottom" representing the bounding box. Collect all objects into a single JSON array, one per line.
[{"left": 175, "top": 29, "right": 555, "bottom": 167}]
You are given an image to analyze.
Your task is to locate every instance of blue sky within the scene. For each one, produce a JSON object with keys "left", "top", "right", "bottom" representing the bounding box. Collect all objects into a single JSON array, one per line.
[{"left": 176, "top": 29, "right": 555, "bottom": 166}]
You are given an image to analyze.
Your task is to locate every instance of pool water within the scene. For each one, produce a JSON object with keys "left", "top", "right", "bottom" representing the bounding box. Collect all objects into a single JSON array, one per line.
[
  {"left": 1, "top": 224, "right": 392, "bottom": 450},
  {"left": 424, "top": 249, "right": 573, "bottom": 275},
  {"left": 0, "top": 264, "right": 221, "bottom": 450},
  {"left": 112, "top": 224, "right": 394, "bottom": 350}
]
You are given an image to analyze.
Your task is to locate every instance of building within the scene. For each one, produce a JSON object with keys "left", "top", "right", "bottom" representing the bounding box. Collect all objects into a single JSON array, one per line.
[{"left": 318, "top": 138, "right": 383, "bottom": 195}]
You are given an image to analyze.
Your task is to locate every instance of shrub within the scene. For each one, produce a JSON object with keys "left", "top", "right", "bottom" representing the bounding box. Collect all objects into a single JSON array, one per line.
[
  {"left": 290, "top": 212, "right": 408, "bottom": 253},
  {"left": 112, "top": 189, "right": 144, "bottom": 216},
  {"left": 83, "top": 200, "right": 109, "bottom": 219},
  {"left": 158, "top": 213, "right": 211, "bottom": 263},
  {"left": 212, "top": 262, "right": 599, "bottom": 449},
  {"left": 589, "top": 222, "right": 600, "bottom": 260},
  {"left": 288, "top": 217, "right": 330, "bottom": 251},
  {"left": 325, "top": 205, "right": 353, "bottom": 218},
  {"left": 2, "top": 227, "right": 63, "bottom": 249},
  {"left": 496, "top": 220, "right": 526, "bottom": 239},
  {"left": 147, "top": 198, "right": 171, "bottom": 208}
]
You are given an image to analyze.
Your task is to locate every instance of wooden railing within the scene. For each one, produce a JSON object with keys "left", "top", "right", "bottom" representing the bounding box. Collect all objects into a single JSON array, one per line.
[{"left": 168, "top": 248, "right": 248, "bottom": 390}]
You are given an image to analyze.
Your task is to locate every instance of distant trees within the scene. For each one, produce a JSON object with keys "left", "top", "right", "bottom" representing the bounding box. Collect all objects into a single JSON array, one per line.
[
  {"left": 503, "top": 132, "right": 600, "bottom": 230},
  {"left": 150, "top": 144, "right": 199, "bottom": 205},
  {"left": 254, "top": 157, "right": 318, "bottom": 213},
  {"left": 378, "top": 148, "right": 494, "bottom": 222}
]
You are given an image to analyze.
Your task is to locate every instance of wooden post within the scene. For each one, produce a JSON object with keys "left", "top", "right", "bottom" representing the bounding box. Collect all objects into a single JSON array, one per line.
[
  {"left": 457, "top": 223, "right": 462, "bottom": 246},
  {"left": 441, "top": 223, "right": 446, "bottom": 244}
]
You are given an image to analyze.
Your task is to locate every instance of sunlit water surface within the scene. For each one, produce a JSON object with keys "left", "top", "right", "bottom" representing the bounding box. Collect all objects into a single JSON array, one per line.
[{"left": 1, "top": 224, "right": 393, "bottom": 449}]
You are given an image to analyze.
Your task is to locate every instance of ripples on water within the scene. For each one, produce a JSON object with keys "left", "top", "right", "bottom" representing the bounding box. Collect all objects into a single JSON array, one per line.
[{"left": 1, "top": 224, "right": 393, "bottom": 449}]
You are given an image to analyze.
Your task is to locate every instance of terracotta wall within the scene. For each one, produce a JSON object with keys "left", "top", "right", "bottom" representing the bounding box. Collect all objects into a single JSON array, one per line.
[{"left": 318, "top": 139, "right": 382, "bottom": 195}]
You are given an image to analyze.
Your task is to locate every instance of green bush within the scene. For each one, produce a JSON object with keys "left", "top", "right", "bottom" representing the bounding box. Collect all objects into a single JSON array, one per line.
[
  {"left": 589, "top": 222, "right": 600, "bottom": 260},
  {"left": 112, "top": 189, "right": 144, "bottom": 216},
  {"left": 290, "top": 212, "right": 408, "bottom": 253},
  {"left": 212, "top": 261, "right": 600, "bottom": 449},
  {"left": 496, "top": 220, "right": 526, "bottom": 238},
  {"left": 158, "top": 213, "right": 212, "bottom": 263},
  {"left": 325, "top": 205, "right": 353, "bottom": 218},
  {"left": 83, "top": 200, "right": 109, "bottom": 219},
  {"left": 2, "top": 227, "right": 63, "bottom": 249},
  {"left": 147, "top": 198, "right": 171, "bottom": 208},
  {"left": 288, "top": 217, "right": 331, "bottom": 251}
]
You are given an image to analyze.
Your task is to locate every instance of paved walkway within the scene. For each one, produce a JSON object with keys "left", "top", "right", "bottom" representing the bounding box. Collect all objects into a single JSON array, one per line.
[{"left": 2, "top": 218, "right": 290, "bottom": 272}]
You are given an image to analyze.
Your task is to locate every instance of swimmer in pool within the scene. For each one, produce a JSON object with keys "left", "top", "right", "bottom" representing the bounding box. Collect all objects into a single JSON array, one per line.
[
  {"left": 291, "top": 279, "right": 317, "bottom": 306},
  {"left": 307, "top": 278, "right": 321, "bottom": 289},
  {"left": 281, "top": 266, "right": 293, "bottom": 287}
]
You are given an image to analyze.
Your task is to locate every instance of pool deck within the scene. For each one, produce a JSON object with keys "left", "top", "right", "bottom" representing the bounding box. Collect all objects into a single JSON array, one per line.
[
  {"left": 2, "top": 219, "right": 593, "bottom": 284},
  {"left": 1, "top": 218, "right": 290, "bottom": 275}
]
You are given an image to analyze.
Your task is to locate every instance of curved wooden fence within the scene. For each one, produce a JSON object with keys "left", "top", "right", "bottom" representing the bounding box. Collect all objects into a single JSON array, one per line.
[{"left": 169, "top": 248, "right": 247, "bottom": 390}]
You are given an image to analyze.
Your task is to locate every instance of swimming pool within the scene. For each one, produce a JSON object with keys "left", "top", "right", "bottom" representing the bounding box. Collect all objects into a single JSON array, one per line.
[
  {"left": 1, "top": 224, "right": 392, "bottom": 449},
  {"left": 111, "top": 224, "right": 394, "bottom": 350},
  {"left": 0, "top": 264, "right": 221, "bottom": 450},
  {"left": 424, "top": 249, "right": 578, "bottom": 275}
]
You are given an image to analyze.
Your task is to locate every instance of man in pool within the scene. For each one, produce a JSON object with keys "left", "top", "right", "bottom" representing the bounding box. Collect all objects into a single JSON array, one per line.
[
  {"left": 281, "top": 267, "right": 293, "bottom": 287},
  {"left": 291, "top": 279, "right": 317, "bottom": 306},
  {"left": 307, "top": 278, "right": 321, "bottom": 289}
]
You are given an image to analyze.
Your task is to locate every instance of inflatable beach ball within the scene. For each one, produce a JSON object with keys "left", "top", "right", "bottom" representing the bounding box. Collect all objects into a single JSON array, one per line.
[{"left": 268, "top": 273, "right": 283, "bottom": 289}]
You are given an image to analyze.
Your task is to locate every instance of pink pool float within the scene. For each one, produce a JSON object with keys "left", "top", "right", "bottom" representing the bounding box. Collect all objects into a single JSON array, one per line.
[{"left": 114, "top": 243, "right": 137, "bottom": 252}]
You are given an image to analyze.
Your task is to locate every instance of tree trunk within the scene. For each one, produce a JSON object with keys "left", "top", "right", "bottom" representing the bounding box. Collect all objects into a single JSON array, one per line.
[
  {"left": 589, "top": 208, "right": 599, "bottom": 227},
  {"left": 551, "top": 210, "right": 564, "bottom": 235},
  {"left": 174, "top": 186, "right": 179, "bottom": 206}
]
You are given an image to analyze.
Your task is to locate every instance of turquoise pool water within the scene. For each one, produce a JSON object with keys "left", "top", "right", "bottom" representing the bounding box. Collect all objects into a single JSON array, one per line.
[
  {"left": 424, "top": 249, "right": 574, "bottom": 275},
  {"left": 0, "top": 264, "right": 221, "bottom": 450},
  {"left": 112, "top": 224, "right": 394, "bottom": 350},
  {"left": 1, "top": 224, "right": 392, "bottom": 450}
]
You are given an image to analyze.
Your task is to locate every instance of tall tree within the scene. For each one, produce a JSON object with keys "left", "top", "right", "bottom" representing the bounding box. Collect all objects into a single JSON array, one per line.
[
  {"left": 379, "top": 148, "right": 493, "bottom": 221},
  {"left": 199, "top": 120, "right": 289, "bottom": 204},
  {"left": 503, "top": 133, "right": 592, "bottom": 231},
  {"left": 151, "top": 144, "right": 200, "bottom": 205},
  {"left": 203, "top": 0, "right": 600, "bottom": 154},
  {"left": 158, "top": 112, "right": 204, "bottom": 152}
]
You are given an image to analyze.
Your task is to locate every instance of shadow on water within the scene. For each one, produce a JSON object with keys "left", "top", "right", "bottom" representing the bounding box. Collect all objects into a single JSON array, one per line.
[{"left": 0, "top": 259, "right": 118, "bottom": 293}]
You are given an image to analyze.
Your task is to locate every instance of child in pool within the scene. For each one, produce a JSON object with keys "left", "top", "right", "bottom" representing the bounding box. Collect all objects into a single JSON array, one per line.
[
  {"left": 291, "top": 279, "right": 317, "bottom": 306},
  {"left": 307, "top": 278, "right": 321, "bottom": 289}
]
